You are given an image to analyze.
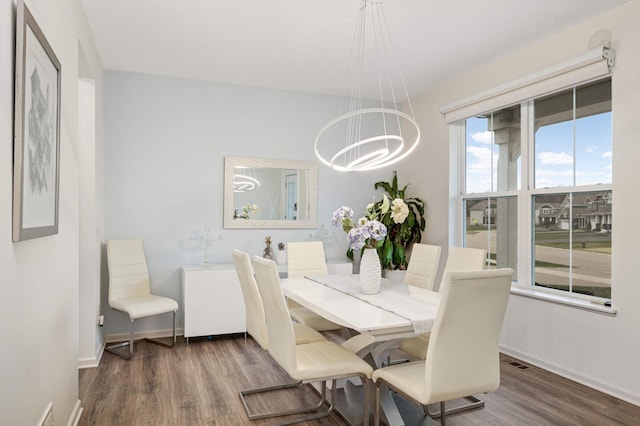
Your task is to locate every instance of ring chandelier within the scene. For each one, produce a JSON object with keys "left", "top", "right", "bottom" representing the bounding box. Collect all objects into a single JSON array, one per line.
[
  {"left": 233, "top": 166, "right": 260, "bottom": 192},
  {"left": 315, "top": 0, "right": 421, "bottom": 172}
]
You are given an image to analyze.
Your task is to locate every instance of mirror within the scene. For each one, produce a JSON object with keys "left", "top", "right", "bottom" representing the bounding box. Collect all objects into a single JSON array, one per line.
[{"left": 224, "top": 157, "right": 318, "bottom": 229}]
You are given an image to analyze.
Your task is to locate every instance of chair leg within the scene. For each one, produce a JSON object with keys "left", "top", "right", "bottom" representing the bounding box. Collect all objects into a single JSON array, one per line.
[
  {"left": 239, "top": 381, "right": 326, "bottom": 421},
  {"left": 105, "top": 311, "right": 177, "bottom": 360},
  {"left": 424, "top": 395, "right": 485, "bottom": 419},
  {"left": 105, "top": 319, "right": 134, "bottom": 360},
  {"left": 145, "top": 311, "right": 177, "bottom": 348},
  {"left": 374, "top": 381, "right": 380, "bottom": 426}
]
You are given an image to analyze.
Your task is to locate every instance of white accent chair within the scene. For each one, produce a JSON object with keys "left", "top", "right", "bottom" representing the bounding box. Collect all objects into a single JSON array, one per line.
[
  {"left": 105, "top": 239, "right": 179, "bottom": 360},
  {"left": 403, "top": 243, "right": 442, "bottom": 290},
  {"left": 373, "top": 268, "right": 513, "bottom": 425},
  {"left": 249, "top": 256, "right": 373, "bottom": 424},
  {"left": 286, "top": 241, "right": 341, "bottom": 331}
]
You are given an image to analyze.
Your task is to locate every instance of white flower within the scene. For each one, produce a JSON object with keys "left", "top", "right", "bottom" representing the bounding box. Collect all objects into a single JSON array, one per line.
[
  {"left": 390, "top": 198, "right": 409, "bottom": 224},
  {"left": 332, "top": 206, "right": 354, "bottom": 227}
]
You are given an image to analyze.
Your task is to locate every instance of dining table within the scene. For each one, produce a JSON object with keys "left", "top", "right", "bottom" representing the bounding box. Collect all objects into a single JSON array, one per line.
[{"left": 280, "top": 273, "right": 441, "bottom": 425}]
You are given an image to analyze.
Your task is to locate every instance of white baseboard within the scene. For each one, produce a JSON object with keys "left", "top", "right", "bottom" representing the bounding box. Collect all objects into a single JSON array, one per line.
[
  {"left": 66, "top": 400, "right": 82, "bottom": 426},
  {"left": 105, "top": 327, "right": 184, "bottom": 343},
  {"left": 500, "top": 344, "right": 640, "bottom": 407},
  {"left": 78, "top": 343, "right": 104, "bottom": 369}
]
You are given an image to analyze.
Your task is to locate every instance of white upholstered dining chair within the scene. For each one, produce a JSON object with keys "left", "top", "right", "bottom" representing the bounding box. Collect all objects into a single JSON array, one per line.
[
  {"left": 403, "top": 243, "right": 442, "bottom": 290},
  {"left": 373, "top": 268, "right": 513, "bottom": 425},
  {"left": 250, "top": 256, "right": 373, "bottom": 424},
  {"left": 231, "top": 249, "right": 326, "bottom": 350},
  {"left": 398, "top": 246, "right": 489, "bottom": 417},
  {"left": 399, "top": 246, "right": 488, "bottom": 360},
  {"left": 286, "top": 241, "right": 341, "bottom": 331},
  {"left": 105, "top": 239, "right": 179, "bottom": 360},
  {"left": 233, "top": 249, "right": 330, "bottom": 421}
]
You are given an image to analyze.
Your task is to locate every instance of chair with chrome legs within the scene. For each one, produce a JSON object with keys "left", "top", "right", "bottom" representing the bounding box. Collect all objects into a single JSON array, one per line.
[
  {"left": 233, "top": 249, "right": 330, "bottom": 421},
  {"left": 249, "top": 256, "right": 373, "bottom": 424},
  {"left": 372, "top": 268, "right": 513, "bottom": 425},
  {"left": 105, "top": 239, "right": 178, "bottom": 360},
  {"left": 398, "top": 246, "right": 488, "bottom": 417}
]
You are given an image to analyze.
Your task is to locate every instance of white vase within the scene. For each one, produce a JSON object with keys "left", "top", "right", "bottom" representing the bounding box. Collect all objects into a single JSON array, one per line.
[
  {"left": 360, "top": 248, "right": 381, "bottom": 294},
  {"left": 276, "top": 249, "right": 287, "bottom": 265}
]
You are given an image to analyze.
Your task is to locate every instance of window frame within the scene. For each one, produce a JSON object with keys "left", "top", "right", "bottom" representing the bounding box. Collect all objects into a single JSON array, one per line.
[{"left": 452, "top": 84, "right": 612, "bottom": 305}]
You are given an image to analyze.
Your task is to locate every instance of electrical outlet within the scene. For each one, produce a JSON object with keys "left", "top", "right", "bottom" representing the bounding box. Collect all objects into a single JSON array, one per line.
[{"left": 38, "top": 403, "right": 53, "bottom": 426}]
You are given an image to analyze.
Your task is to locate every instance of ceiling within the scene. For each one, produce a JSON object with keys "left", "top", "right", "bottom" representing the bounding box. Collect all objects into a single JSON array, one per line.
[{"left": 80, "top": 0, "right": 629, "bottom": 100}]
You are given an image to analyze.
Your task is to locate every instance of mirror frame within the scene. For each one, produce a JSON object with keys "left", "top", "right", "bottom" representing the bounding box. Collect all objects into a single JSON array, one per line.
[{"left": 223, "top": 156, "right": 319, "bottom": 229}]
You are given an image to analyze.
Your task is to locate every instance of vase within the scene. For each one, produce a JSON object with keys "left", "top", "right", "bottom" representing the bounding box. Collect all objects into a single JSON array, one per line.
[
  {"left": 360, "top": 248, "right": 381, "bottom": 294},
  {"left": 276, "top": 249, "right": 287, "bottom": 265}
]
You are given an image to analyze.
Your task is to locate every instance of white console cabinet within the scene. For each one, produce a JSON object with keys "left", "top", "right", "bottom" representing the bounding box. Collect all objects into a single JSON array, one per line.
[{"left": 182, "top": 265, "right": 246, "bottom": 340}]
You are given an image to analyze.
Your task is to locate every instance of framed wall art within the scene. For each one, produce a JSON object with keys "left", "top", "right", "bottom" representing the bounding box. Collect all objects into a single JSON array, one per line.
[{"left": 12, "top": 0, "right": 61, "bottom": 241}]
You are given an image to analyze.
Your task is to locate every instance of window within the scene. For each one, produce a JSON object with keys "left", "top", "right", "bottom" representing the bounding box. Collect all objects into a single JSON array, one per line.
[{"left": 456, "top": 77, "right": 612, "bottom": 300}]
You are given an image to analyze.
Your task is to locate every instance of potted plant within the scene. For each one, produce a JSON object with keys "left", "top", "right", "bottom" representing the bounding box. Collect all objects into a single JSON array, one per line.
[{"left": 372, "top": 171, "right": 425, "bottom": 271}]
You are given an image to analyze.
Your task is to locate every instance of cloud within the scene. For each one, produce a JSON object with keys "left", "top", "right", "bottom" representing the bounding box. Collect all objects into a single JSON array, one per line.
[
  {"left": 465, "top": 145, "right": 498, "bottom": 193},
  {"left": 466, "top": 146, "right": 497, "bottom": 172},
  {"left": 536, "top": 169, "right": 574, "bottom": 177},
  {"left": 537, "top": 151, "right": 573, "bottom": 165},
  {"left": 470, "top": 131, "right": 492, "bottom": 145},
  {"left": 602, "top": 151, "right": 612, "bottom": 158}
]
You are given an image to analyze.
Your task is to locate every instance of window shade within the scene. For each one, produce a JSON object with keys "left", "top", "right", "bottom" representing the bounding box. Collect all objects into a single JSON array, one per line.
[{"left": 440, "top": 46, "right": 614, "bottom": 123}]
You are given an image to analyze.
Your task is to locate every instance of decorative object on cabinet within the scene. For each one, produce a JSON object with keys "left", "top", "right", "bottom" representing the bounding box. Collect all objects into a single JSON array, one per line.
[
  {"left": 276, "top": 241, "right": 286, "bottom": 265},
  {"left": 263, "top": 235, "right": 274, "bottom": 259},
  {"left": 12, "top": 0, "right": 62, "bottom": 241},
  {"left": 190, "top": 226, "right": 223, "bottom": 265}
]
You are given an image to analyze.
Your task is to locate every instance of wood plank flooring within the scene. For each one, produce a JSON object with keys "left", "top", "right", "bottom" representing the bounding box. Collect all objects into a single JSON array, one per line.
[{"left": 79, "top": 333, "right": 640, "bottom": 425}]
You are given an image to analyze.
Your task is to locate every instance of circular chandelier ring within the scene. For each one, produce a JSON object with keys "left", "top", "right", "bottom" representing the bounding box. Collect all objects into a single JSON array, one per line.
[{"left": 314, "top": 107, "right": 421, "bottom": 172}]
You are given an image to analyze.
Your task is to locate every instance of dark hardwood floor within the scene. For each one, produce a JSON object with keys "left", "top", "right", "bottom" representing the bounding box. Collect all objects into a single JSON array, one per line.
[{"left": 79, "top": 333, "right": 639, "bottom": 425}]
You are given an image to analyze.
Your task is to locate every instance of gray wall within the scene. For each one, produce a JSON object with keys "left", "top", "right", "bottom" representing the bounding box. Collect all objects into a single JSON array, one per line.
[{"left": 102, "top": 71, "right": 392, "bottom": 336}]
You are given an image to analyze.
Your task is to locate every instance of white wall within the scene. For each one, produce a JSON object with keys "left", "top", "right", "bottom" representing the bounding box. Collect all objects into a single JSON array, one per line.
[
  {"left": 0, "top": 0, "right": 103, "bottom": 424},
  {"left": 102, "top": 71, "right": 393, "bottom": 337},
  {"left": 405, "top": 0, "right": 640, "bottom": 405}
]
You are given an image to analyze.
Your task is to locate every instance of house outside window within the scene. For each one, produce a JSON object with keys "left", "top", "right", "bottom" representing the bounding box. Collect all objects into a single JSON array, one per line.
[{"left": 456, "top": 77, "right": 612, "bottom": 300}]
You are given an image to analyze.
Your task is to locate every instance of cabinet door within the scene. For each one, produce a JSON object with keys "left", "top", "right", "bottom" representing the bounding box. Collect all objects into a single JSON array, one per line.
[{"left": 183, "top": 268, "right": 246, "bottom": 338}]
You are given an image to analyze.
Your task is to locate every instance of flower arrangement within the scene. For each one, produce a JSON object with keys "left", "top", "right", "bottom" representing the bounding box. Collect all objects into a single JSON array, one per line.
[
  {"left": 332, "top": 205, "right": 387, "bottom": 256},
  {"left": 236, "top": 203, "right": 258, "bottom": 219},
  {"left": 372, "top": 171, "right": 425, "bottom": 270}
]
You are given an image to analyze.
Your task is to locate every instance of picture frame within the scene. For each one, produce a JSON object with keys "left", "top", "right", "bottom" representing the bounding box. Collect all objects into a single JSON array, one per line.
[{"left": 13, "top": 0, "right": 61, "bottom": 241}]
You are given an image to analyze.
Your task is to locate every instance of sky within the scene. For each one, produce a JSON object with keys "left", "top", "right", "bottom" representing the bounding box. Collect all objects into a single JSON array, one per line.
[{"left": 465, "top": 112, "right": 612, "bottom": 194}]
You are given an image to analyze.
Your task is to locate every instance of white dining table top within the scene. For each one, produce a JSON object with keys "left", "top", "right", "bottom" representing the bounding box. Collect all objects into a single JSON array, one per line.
[{"left": 281, "top": 274, "right": 440, "bottom": 340}]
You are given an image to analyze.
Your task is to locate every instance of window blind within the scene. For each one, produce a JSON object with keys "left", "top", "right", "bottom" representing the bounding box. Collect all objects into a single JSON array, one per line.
[{"left": 440, "top": 45, "right": 614, "bottom": 123}]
